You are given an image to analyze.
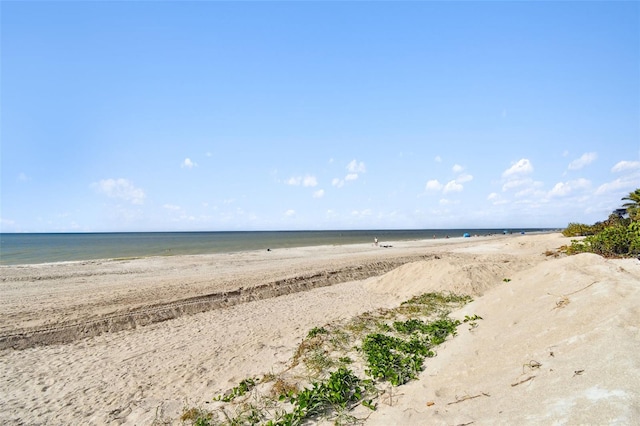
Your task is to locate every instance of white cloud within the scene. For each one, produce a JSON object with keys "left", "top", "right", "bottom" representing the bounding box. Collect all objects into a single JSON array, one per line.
[
  {"left": 313, "top": 189, "right": 325, "bottom": 198},
  {"left": 487, "top": 192, "right": 508, "bottom": 205},
  {"left": 345, "top": 173, "right": 359, "bottom": 181},
  {"left": 456, "top": 174, "right": 473, "bottom": 183},
  {"left": 612, "top": 160, "right": 640, "bottom": 173},
  {"left": 331, "top": 160, "right": 366, "bottom": 188},
  {"left": 548, "top": 178, "right": 591, "bottom": 198},
  {"left": 434, "top": 156, "right": 442, "bottom": 163},
  {"left": 286, "top": 175, "right": 317, "bottom": 187},
  {"left": 182, "top": 158, "right": 197, "bottom": 169},
  {"left": 595, "top": 178, "right": 636, "bottom": 195},
  {"left": 502, "top": 178, "right": 531, "bottom": 191},
  {"left": 425, "top": 179, "right": 443, "bottom": 191},
  {"left": 285, "top": 209, "right": 296, "bottom": 217},
  {"left": 163, "top": 204, "right": 181, "bottom": 211},
  {"left": 502, "top": 159, "right": 533, "bottom": 178},
  {"left": 425, "top": 174, "right": 471, "bottom": 195},
  {"left": 452, "top": 164, "right": 464, "bottom": 173},
  {"left": 286, "top": 177, "right": 301, "bottom": 186},
  {"left": 303, "top": 176, "right": 318, "bottom": 187},
  {"left": 567, "top": 152, "right": 597, "bottom": 170},
  {"left": 347, "top": 160, "right": 366, "bottom": 174},
  {"left": 548, "top": 183, "right": 571, "bottom": 197},
  {"left": 93, "top": 178, "right": 145, "bottom": 205},
  {"left": 443, "top": 180, "right": 463, "bottom": 194}
]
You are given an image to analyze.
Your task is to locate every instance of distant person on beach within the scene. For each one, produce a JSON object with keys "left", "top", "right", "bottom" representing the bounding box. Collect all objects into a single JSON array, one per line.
[{"left": 374, "top": 237, "right": 378, "bottom": 246}]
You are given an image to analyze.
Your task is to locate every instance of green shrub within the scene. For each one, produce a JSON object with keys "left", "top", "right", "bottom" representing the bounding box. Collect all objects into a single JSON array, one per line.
[
  {"left": 565, "top": 222, "right": 640, "bottom": 258},
  {"left": 562, "top": 222, "right": 598, "bottom": 237}
]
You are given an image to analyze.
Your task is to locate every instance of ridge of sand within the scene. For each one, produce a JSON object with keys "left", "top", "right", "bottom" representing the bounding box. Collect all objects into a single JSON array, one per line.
[
  {"left": 1, "top": 233, "right": 638, "bottom": 425},
  {"left": 0, "top": 234, "right": 522, "bottom": 350}
]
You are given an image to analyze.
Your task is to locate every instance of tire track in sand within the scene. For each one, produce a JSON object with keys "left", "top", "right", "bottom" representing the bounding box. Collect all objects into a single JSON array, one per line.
[{"left": 0, "top": 256, "right": 430, "bottom": 350}]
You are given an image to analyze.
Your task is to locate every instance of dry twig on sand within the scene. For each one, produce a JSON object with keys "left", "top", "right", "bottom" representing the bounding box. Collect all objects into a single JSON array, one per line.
[
  {"left": 511, "top": 376, "right": 535, "bottom": 387},
  {"left": 447, "top": 392, "right": 490, "bottom": 405}
]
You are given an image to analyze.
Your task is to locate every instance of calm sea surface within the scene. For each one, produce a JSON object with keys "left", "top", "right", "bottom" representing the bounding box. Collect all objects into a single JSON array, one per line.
[{"left": 0, "top": 229, "right": 548, "bottom": 266}]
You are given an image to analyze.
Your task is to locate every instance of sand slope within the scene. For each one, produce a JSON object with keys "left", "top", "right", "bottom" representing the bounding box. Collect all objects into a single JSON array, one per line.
[
  {"left": 365, "top": 253, "right": 640, "bottom": 425},
  {"left": 1, "top": 233, "right": 638, "bottom": 425}
]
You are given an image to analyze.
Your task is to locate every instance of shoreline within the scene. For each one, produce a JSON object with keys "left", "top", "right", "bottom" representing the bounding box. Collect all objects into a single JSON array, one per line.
[
  {"left": 0, "top": 229, "right": 554, "bottom": 266},
  {"left": 0, "top": 234, "right": 514, "bottom": 349},
  {"left": 2, "top": 232, "right": 637, "bottom": 425}
]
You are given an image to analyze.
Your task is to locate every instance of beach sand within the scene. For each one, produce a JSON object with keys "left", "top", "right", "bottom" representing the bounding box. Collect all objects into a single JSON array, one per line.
[{"left": 0, "top": 233, "right": 638, "bottom": 425}]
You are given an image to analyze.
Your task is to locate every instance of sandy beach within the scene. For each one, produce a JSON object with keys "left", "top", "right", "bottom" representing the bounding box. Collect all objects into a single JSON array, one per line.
[{"left": 1, "top": 232, "right": 638, "bottom": 425}]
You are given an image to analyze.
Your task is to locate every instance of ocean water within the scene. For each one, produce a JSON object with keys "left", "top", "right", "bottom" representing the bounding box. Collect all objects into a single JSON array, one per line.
[{"left": 0, "top": 229, "right": 546, "bottom": 266}]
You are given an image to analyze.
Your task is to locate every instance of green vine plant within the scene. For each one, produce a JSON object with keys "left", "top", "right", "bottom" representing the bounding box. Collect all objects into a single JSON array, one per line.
[{"left": 180, "top": 292, "right": 479, "bottom": 426}]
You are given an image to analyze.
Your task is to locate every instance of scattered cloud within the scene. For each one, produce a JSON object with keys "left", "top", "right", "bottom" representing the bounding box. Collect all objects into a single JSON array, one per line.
[
  {"left": 595, "top": 178, "right": 637, "bottom": 195},
  {"left": 313, "top": 189, "right": 325, "bottom": 198},
  {"left": 456, "top": 174, "right": 473, "bottom": 183},
  {"left": 182, "top": 158, "right": 197, "bottom": 169},
  {"left": 443, "top": 180, "right": 463, "bottom": 194},
  {"left": 434, "top": 156, "right": 442, "bottom": 163},
  {"left": 333, "top": 160, "right": 366, "bottom": 188},
  {"left": 286, "top": 177, "right": 300, "bottom": 185},
  {"left": 487, "top": 192, "right": 508, "bottom": 205},
  {"left": 93, "top": 178, "right": 145, "bottom": 205},
  {"left": 568, "top": 152, "right": 597, "bottom": 170},
  {"left": 548, "top": 178, "right": 591, "bottom": 197},
  {"left": 163, "top": 204, "right": 181, "bottom": 211},
  {"left": 612, "top": 160, "right": 640, "bottom": 173},
  {"left": 345, "top": 173, "right": 359, "bottom": 181},
  {"left": 347, "top": 160, "right": 366, "bottom": 174},
  {"left": 452, "top": 164, "right": 464, "bottom": 173},
  {"left": 286, "top": 175, "right": 318, "bottom": 187},
  {"left": 425, "top": 179, "right": 443, "bottom": 191},
  {"left": 502, "top": 178, "right": 534, "bottom": 192},
  {"left": 426, "top": 171, "right": 472, "bottom": 196},
  {"left": 303, "top": 176, "right": 318, "bottom": 187},
  {"left": 501, "top": 159, "right": 544, "bottom": 199},
  {"left": 502, "top": 158, "right": 533, "bottom": 178},
  {"left": 515, "top": 187, "right": 547, "bottom": 199},
  {"left": 285, "top": 209, "right": 296, "bottom": 217}
]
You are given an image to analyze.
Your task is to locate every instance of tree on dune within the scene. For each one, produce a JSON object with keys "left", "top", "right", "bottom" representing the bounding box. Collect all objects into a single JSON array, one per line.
[{"left": 621, "top": 189, "right": 640, "bottom": 221}]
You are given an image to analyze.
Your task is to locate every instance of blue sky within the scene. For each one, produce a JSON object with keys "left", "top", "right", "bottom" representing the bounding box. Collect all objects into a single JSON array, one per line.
[{"left": 1, "top": 1, "right": 638, "bottom": 232}]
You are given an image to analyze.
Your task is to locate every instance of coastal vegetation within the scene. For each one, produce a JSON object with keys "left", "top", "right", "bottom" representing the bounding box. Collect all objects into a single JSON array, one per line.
[
  {"left": 562, "top": 189, "right": 640, "bottom": 258},
  {"left": 178, "top": 292, "right": 475, "bottom": 425}
]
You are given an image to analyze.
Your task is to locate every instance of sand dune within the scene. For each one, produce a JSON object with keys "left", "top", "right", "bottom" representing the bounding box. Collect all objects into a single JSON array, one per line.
[{"left": 0, "top": 233, "right": 638, "bottom": 425}]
